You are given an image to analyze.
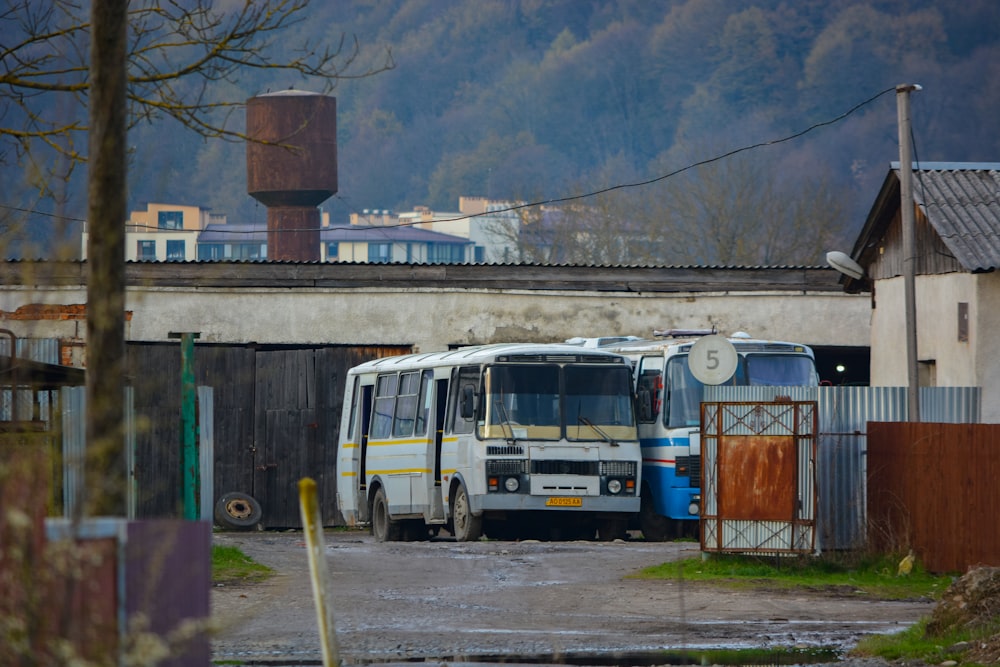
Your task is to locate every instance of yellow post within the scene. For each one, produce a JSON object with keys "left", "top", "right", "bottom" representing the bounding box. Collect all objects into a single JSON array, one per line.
[{"left": 298, "top": 477, "right": 341, "bottom": 666}]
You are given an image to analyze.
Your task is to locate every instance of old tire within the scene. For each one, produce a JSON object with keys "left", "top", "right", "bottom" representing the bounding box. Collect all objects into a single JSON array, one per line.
[
  {"left": 371, "top": 487, "right": 402, "bottom": 542},
  {"left": 450, "top": 482, "right": 482, "bottom": 542},
  {"left": 215, "top": 492, "right": 262, "bottom": 530}
]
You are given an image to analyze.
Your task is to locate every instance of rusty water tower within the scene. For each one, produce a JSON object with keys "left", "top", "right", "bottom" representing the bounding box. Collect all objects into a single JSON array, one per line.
[{"left": 246, "top": 90, "right": 337, "bottom": 261}]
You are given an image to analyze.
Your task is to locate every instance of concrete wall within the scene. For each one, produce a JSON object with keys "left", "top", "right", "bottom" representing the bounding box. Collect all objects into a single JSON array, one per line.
[
  {"left": 2, "top": 283, "right": 870, "bottom": 353},
  {"left": 870, "top": 271, "right": 998, "bottom": 422}
]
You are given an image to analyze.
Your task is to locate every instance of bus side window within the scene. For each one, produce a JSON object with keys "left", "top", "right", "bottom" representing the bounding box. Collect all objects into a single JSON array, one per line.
[
  {"left": 413, "top": 370, "right": 433, "bottom": 436},
  {"left": 392, "top": 371, "right": 420, "bottom": 437},
  {"left": 448, "top": 366, "right": 479, "bottom": 435},
  {"left": 371, "top": 373, "right": 398, "bottom": 440},
  {"left": 346, "top": 376, "right": 360, "bottom": 441},
  {"left": 636, "top": 361, "right": 662, "bottom": 423}
]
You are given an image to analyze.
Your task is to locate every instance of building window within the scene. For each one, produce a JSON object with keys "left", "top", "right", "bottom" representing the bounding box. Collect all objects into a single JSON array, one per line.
[
  {"left": 368, "top": 243, "right": 391, "bottom": 263},
  {"left": 158, "top": 211, "right": 184, "bottom": 230},
  {"left": 233, "top": 243, "right": 266, "bottom": 260},
  {"left": 137, "top": 240, "right": 156, "bottom": 260},
  {"left": 326, "top": 242, "right": 339, "bottom": 261},
  {"left": 958, "top": 302, "right": 969, "bottom": 342},
  {"left": 166, "top": 239, "right": 186, "bottom": 261},
  {"left": 427, "top": 243, "right": 465, "bottom": 264},
  {"left": 198, "top": 244, "right": 225, "bottom": 260},
  {"left": 474, "top": 246, "right": 485, "bottom": 263}
]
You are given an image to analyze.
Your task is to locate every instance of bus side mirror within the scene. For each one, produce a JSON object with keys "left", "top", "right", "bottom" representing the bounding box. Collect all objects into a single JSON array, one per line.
[
  {"left": 636, "top": 389, "right": 652, "bottom": 421},
  {"left": 460, "top": 386, "right": 475, "bottom": 419}
]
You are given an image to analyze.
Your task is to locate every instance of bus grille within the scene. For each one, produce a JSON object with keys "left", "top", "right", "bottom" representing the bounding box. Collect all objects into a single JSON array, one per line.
[
  {"left": 486, "top": 459, "right": 528, "bottom": 475},
  {"left": 487, "top": 445, "right": 524, "bottom": 456},
  {"left": 600, "top": 460, "right": 637, "bottom": 477},
  {"left": 531, "top": 460, "right": 598, "bottom": 475},
  {"left": 676, "top": 455, "right": 701, "bottom": 481}
]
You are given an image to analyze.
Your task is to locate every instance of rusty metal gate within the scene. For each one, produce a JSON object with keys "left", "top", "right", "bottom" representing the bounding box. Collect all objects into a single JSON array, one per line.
[{"left": 701, "top": 400, "right": 817, "bottom": 554}]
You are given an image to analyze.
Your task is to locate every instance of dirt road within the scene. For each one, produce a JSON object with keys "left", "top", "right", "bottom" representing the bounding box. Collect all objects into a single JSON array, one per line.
[{"left": 211, "top": 530, "right": 930, "bottom": 665}]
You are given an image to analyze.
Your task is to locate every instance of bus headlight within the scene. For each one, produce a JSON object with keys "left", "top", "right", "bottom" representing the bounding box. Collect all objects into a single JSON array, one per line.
[
  {"left": 688, "top": 499, "right": 700, "bottom": 515},
  {"left": 504, "top": 477, "right": 520, "bottom": 493},
  {"left": 607, "top": 479, "right": 622, "bottom": 494}
]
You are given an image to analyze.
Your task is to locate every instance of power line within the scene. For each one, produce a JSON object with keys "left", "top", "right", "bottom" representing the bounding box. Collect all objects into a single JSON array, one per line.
[
  {"left": 331, "top": 86, "right": 898, "bottom": 232},
  {"left": 0, "top": 87, "right": 897, "bottom": 232}
]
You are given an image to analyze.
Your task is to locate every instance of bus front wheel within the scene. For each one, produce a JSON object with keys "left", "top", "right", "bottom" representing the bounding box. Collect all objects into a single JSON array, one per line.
[
  {"left": 450, "top": 483, "right": 482, "bottom": 542},
  {"left": 639, "top": 491, "right": 671, "bottom": 542},
  {"left": 371, "top": 487, "right": 403, "bottom": 542},
  {"left": 597, "top": 517, "right": 628, "bottom": 541}
]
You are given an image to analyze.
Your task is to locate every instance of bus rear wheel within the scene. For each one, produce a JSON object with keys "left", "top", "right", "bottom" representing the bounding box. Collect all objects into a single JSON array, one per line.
[
  {"left": 371, "top": 487, "right": 402, "bottom": 542},
  {"left": 450, "top": 483, "right": 482, "bottom": 542}
]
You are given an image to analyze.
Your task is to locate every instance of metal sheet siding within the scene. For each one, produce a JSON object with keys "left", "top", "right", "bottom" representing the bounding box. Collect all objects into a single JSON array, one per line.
[
  {"left": 868, "top": 421, "right": 1000, "bottom": 572},
  {"left": 0, "top": 337, "right": 61, "bottom": 364},
  {"left": 705, "top": 385, "right": 980, "bottom": 551},
  {"left": 199, "top": 386, "right": 215, "bottom": 523},
  {"left": 60, "top": 386, "right": 137, "bottom": 518}
]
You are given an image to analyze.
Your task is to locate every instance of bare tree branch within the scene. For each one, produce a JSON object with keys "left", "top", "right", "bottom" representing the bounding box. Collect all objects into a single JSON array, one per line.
[{"left": 0, "top": 0, "right": 395, "bottom": 167}]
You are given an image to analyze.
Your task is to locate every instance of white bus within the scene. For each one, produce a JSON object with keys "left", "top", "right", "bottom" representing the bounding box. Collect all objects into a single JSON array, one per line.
[
  {"left": 336, "top": 343, "right": 641, "bottom": 542},
  {"left": 601, "top": 331, "right": 819, "bottom": 541}
]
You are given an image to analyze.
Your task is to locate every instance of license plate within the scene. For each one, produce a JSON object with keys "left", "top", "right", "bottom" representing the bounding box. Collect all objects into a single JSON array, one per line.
[{"left": 546, "top": 497, "right": 582, "bottom": 507}]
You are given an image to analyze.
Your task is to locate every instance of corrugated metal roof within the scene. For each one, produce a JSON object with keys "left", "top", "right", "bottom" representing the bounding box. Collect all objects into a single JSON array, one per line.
[{"left": 901, "top": 162, "right": 1000, "bottom": 272}]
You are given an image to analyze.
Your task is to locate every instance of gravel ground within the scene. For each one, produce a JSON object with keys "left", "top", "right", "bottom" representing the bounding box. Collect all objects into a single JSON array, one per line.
[{"left": 211, "top": 530, "right": 928, "bottom": 666}]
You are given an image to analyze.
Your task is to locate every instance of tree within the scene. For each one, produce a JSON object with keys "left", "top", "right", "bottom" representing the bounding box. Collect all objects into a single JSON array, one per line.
[
  {"left": 649, "top": 145, "right": 850, "bottom": 266},
  {"left": 1, "top": 0, "right": 393, "bottom": 516},
  {"left": 1, "top": 0, "right": 394, "bottom": 184}
]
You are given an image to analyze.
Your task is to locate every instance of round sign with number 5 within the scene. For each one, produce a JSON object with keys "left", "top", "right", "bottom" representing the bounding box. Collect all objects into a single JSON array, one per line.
[{"left": 687, "top": 335, "right": 738, "bottom": 385}]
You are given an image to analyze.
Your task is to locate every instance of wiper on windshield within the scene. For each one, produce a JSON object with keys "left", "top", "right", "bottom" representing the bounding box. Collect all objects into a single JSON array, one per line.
[
  {"left": 577, "top": 416, "right": 619, "bottom": 447},
  {"left": 494, "top": 398, "right": 519, "bottom": 444}
]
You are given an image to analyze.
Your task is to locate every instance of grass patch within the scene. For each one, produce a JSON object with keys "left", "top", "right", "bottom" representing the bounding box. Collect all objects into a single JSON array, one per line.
[
  {"left": 211, "top": 544, "right": 273, "bottom": 585},
  {"left": 633, "top": 551, "right": 951, "bottom": 600},
  {"left": 852, "top": 618, "right": 975, "bottom": 662}
]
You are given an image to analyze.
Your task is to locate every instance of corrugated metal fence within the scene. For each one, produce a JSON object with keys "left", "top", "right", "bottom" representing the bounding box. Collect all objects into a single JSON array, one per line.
[
  {"left": 704, "top": 385, "right": 981, "bottom": 552},
  {"left": 868, "top": 421, "right": 1000, "bottom": 573},
  {"left": 60, "top": 386, "right": 214, "bottom": 520}
]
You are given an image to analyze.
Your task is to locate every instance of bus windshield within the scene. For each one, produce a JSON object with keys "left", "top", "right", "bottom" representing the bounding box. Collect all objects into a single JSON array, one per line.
[
  {"left": 665, "top": 353, "right": 817, "bottom": 427},
  {"left": 482, "top": 364, "right": 635, "bottom": 441},
  {"left": 483, "top": 365, "right": 561, "bottom": 440},
  {"left": 564, "top": 365, "right": 635, "bottom": 441},
  {"left": 745, "top": 354, "right": 816, "bottom": 386}
]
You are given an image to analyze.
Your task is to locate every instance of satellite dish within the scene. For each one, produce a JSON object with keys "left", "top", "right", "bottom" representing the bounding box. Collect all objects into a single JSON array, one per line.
[{"left": 826, "top": 251, "right": 864, "bottom": 280}]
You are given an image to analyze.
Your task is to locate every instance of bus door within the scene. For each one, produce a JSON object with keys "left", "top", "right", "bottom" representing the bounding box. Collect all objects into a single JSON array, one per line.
[
  {"left": 422, "top": 372, "right": 449, "bottom": 522},
  {"left": 355, "top": 382, "right": 374, "bottom": 523}
]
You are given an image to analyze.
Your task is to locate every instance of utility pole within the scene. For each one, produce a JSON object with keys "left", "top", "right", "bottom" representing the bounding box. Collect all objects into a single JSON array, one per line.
[
  {"left": 896, "top": 83, "right": 921, "bottom": 422},
  {"left": 85, "top": 0, "right": 128, "bottom": 515}
]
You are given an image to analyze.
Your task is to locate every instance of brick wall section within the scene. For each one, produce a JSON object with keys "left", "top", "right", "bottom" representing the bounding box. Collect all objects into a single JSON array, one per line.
[{"left": 0, "top": 303, "right": 132, "bottom": 321}]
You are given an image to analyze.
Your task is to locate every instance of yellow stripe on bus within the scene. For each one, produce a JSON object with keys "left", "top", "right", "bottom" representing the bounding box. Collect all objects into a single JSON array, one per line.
[
  {"left": 367, "top": 438, "right": 434, "bottom": 447},
  {"left": 366, "top": 468, "right": 433, "bottom": 475},
  {"left": 343, "top": 436, "right": 459, "bottom": 448}
]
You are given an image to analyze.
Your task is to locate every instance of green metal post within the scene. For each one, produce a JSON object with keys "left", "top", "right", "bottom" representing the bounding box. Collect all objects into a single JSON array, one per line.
[{"left": 171, "top": 331, "right": 200, "bottom": 520}]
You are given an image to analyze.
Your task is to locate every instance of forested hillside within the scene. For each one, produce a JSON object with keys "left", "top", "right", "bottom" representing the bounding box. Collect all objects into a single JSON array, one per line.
[{"left": 8, "top": 0, "right": 1000, "bottom": 264}]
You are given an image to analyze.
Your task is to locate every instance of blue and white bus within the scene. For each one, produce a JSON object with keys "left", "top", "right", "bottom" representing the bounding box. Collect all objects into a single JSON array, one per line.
[
  {"left": 336, "top": 343, "right": 641, "bottom": 541},
  {"left": 601, "top": 331, "right": 818, "bottom": 541}
]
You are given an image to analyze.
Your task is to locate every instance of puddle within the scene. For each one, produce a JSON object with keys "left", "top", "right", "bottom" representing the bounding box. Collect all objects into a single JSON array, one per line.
[
  {"left": 234, "top": 647, "right": 844, "bottom": 667},
  {"left": 363, "top": 647, "right": 842, "bottom": 666}
]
